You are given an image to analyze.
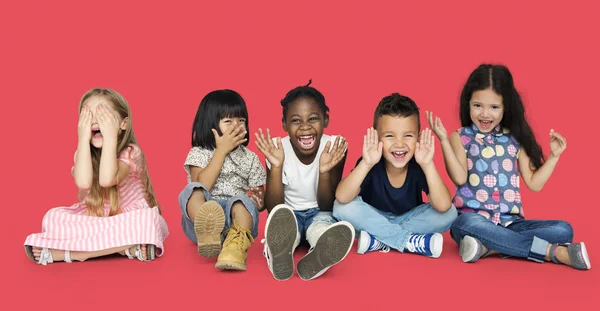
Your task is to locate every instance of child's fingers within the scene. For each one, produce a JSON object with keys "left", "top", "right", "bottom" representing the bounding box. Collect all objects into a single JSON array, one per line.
[
  {"left": 266, "top": 129, "right": 277, "bottom": 148},
  {"left": 323, "top": 141, "right": 332, "bottom": 154},
  {"left": 276, "top": 137, "right": 283, "bottom": 150},
  {"left": 332, "top": 135, "right": 341, "bottom": 151},
  {"left": 211, "top": 129, "right": 220, "bottom": 139},
  {"left": 428, "top": 129, "right": 433, "bottom": 146},
  {"left": 426, "top": 111, "right": 433, "bottom": 126}
]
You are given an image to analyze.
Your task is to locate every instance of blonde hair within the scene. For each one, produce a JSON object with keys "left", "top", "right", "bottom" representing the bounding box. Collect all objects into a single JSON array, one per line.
[{"left": 78, "top": 88, "right": 160, "bottom": 217}]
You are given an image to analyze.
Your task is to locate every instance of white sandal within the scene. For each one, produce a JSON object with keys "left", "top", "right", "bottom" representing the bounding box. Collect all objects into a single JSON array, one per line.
[
  {"left": 24, "top": 246, "right": 72, "bottom": 265},
  {"left": 125, "top": 244, "right": 155, "bottom": 262}
]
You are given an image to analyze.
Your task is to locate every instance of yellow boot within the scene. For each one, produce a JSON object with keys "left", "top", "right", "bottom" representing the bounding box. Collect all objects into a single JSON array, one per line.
[{"left": 215, "top": 222, "right": 254, "bottom": 271}]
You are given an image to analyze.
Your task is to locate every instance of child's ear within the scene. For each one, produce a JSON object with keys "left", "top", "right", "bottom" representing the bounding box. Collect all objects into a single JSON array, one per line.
[
  {"left": 281, "top": 117, "right": 288, "bottom": 133},
  {"left": 120, "top": 117, "right": 129, "bottom": 130},
  {"left": 323, "top": 114, "right": 330, "bottom": 128}
]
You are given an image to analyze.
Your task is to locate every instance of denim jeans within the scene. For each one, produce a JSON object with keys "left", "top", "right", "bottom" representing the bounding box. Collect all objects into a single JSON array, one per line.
[
  {"left": 178, "top": 182, "right": 260, "bottom": 244},
  {"left": 293, "top": 208, "right": 336, "bottom": 248},
  {"left": 332, "top": 196, "right": 457, "bottom": 252},
  {"left": 450, "top": 212, "right": 574, "bottom": 262}
]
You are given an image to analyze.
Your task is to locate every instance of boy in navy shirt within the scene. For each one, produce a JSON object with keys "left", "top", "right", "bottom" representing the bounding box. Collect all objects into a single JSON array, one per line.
[{"left": 333, "top": 93, "right": 457, "bottom": 258}]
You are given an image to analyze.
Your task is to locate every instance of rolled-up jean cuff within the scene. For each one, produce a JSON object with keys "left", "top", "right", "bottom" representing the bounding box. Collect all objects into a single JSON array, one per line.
[{"left": 527, "top": 236, "right": 549, "bottom": 263}]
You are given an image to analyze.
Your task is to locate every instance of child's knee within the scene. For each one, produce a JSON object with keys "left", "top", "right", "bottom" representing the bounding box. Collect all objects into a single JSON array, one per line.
[
  {"left": 554, "top": 220, "right": 574, "bottom": 242},
  {"left": 230, "top": 196, "right": 259, "bottom": 218},
  {"left": 438, "top": 204, "right": 458, "bottom": 229},
  {"left": 179, "top": 183, "right": 207, "bottom": 205},
  {"left": 332, "top": 198, "right": 362, "bottom": 221},
  {"left": 451, "top": 212, "right": 485, "bottom": 231}
]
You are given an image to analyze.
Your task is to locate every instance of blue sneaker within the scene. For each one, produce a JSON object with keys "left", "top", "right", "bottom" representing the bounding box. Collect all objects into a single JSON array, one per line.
[
  {"left": 357, "top": 231, "right": 391, "bottom": 254},
  {"left": 404, "top": 233, "right": 443, "bottom": 258}
]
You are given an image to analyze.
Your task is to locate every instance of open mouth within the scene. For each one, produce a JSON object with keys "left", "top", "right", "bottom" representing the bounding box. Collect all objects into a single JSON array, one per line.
[
  {"left": 479, "top": 120, "right": 493, "bottom": 128},
  {"left": 297, "top": 135, "right": 316, "bottom": 149},
  {"left": 391, "top": 151, "right": 408, "bottom": 161},
  {"left": 92, "top": 129, "right": 102, "bottom": 139}
]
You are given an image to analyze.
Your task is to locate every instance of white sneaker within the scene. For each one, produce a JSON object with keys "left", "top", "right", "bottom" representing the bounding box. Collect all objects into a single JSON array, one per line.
[
  {"left": 404, "top": 233, "right": 443, "bottom": 258},
  {"left": 357, "top": 230, "right": 391, "bottom": 254},
  {"left": 296, "top": 221, "right": 355, "bottom": 280},
  {"left": 261, "top": 204, "right": 299, "bottom": 281}
]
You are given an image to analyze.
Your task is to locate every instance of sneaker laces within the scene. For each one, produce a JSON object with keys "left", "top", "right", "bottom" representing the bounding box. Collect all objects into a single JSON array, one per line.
[
  {"left": 223, "top": 225, "right": 254, "bottom": 252},
  {"left": 370, "top": 239, "right": 391, "bottom": 253},
  {"left": 406, "top": 235, "right": 427, "bottom": 253}
]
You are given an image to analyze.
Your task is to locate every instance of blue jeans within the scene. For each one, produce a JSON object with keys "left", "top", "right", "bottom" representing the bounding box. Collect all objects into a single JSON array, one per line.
[
  {"left": 178, "top": 182, "right": 260, "bottom": 243},
  {"left": 293, "top": 208, "right": 336, "bottom": 247},
  {"left": 332, "top": 196, "right": 457, "bottom": 252},
  {"left": 450, "top": 212, "right": 574, "bottom": 262}
]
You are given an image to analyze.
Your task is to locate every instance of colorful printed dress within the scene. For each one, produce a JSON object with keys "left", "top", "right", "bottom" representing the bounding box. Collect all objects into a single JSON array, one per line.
[
  {"left": 452, "top": 124, "right": 524, "bottom": 226},
  {"left": 24, "top": 144, "right": 169, "bottom": 255}
]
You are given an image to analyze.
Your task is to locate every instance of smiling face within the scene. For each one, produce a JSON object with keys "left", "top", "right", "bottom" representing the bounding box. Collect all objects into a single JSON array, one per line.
[
  {"left": 282, "top": 97, "right": 328, "bottom": 163},
  {"left": 469, "top": 88, "right": 504, "bottom": 133},
  {"left": 376, "top": 114, "right": 419, "bottom": 170},
  {"left": 82, "top": 96, "right": 127, "bottom": 149}
]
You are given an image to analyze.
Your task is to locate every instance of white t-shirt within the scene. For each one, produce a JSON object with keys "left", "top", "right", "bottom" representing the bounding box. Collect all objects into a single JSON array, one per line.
[{"left": 266, "top": 134, "right": 338, "bottom": 211}]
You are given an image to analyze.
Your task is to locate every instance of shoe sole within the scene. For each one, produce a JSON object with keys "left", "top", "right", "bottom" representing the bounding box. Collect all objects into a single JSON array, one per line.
[
  {"left": 430, "top": 233, "right": 443, "bottom": 258},
  {"left": 194, "top": 201, "right": 225, "bottom": 258},
  {"left": 215, "top": 260, "right": 247, "bottom": 271},
  {"left": 24, "top": 245, "right": 36, "bottom": 262},
  {"left": 147, "top": 244, "right": 156, "bottom": 261},
  {"left": 356, "top": 230, "right": 370, "bottom": 254},
  {"left": 460, "top": 236, "right": 479, "bottom": 263},
  {"left": 265, "top": 205, "right": 298, "bottom": 281},
  {"left": 297, "top": 222, "right": 355, "bottom": 281},
  {"left": 580, "top": 242, "right": 591, "bottom": 270}
]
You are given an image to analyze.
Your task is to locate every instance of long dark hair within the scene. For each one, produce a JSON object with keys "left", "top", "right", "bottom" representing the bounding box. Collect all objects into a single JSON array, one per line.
[
  {"left": 192, "top": 89, "right": 250, "bottom": 149},
  {"left": 460, "top": 64, "right": 544, "bottom": 169}
]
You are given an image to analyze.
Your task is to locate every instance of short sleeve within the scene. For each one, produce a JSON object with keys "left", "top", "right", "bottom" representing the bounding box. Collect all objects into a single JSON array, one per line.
[
  {"left": 248, "top": 152, "right": 267, "bottom": 187},
  {"left": 184, "top": 147, "right": 212, "bottom": 174},
  {"left": 266, "top": 158, "right": 289, "bottom": 185},
  {"left": 118, "top": 144, "right": 142, "bottom": 172}
]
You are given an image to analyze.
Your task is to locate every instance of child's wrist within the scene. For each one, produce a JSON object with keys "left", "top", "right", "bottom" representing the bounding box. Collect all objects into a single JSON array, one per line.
[{"left": 420, "top": 161, "right": 437, "bottom": 172}]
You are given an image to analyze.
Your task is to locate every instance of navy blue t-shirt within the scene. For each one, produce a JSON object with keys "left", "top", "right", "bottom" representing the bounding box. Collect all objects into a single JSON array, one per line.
[{"left": 356, "top": 157, "right": 429, "bottom": 215}]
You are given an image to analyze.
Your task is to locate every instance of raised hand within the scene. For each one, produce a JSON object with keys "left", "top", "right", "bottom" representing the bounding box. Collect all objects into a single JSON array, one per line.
[
  {"left": 415, "top": 128, "right": 435, "bottom": 166},
  {"left": 247, "top": 186, "right": 265, "bottom": 210},
  {"left": 426, "top": 111, "right": 448, "bottom": 141},
  {"left": 549, "top": 129, "right": 567, "bottom": 158},
  {"left": 254, "top": 128, "right": 285, "bottom": 168},
  {"left": 319, "top": 135, "right": 348, "bottom": 174},
  {"left": 213, "top": 123, "right": 247, "bottom": 154},
  {"left": 96, "top": 104, "right": 121, "bottom": 142},
  {"left": 362, "top": 127, "right": 383, "bottom": 167},
  {"left": 78, "top": 106, "right": 93, "bottom": 142}
]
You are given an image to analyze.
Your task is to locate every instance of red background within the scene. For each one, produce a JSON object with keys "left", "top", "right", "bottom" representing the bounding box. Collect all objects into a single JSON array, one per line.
[{"left": 2, "top": 1, "right": 599, "bottom": 310}]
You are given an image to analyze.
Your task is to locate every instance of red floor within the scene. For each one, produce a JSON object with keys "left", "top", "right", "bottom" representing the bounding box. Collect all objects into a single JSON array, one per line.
[{"left": 10, "top": 208, "right": 599, "bottom": 311}]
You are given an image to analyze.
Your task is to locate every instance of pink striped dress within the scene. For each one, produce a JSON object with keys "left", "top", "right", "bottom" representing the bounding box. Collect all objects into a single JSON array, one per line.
[{"left": 24, "top": 144, "right": 169, "bottom": 256}]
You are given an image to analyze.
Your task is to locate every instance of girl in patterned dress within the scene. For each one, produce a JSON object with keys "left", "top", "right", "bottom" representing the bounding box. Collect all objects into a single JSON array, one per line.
[
  {"left": 178, "top": 89, "right": 266, "bottom": 271},
  {"left": 427, "top": 64, "right": 590, "bottom": 270},
  {"left": 24, "top": 88, "right": 169, "bottom": 265}
]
